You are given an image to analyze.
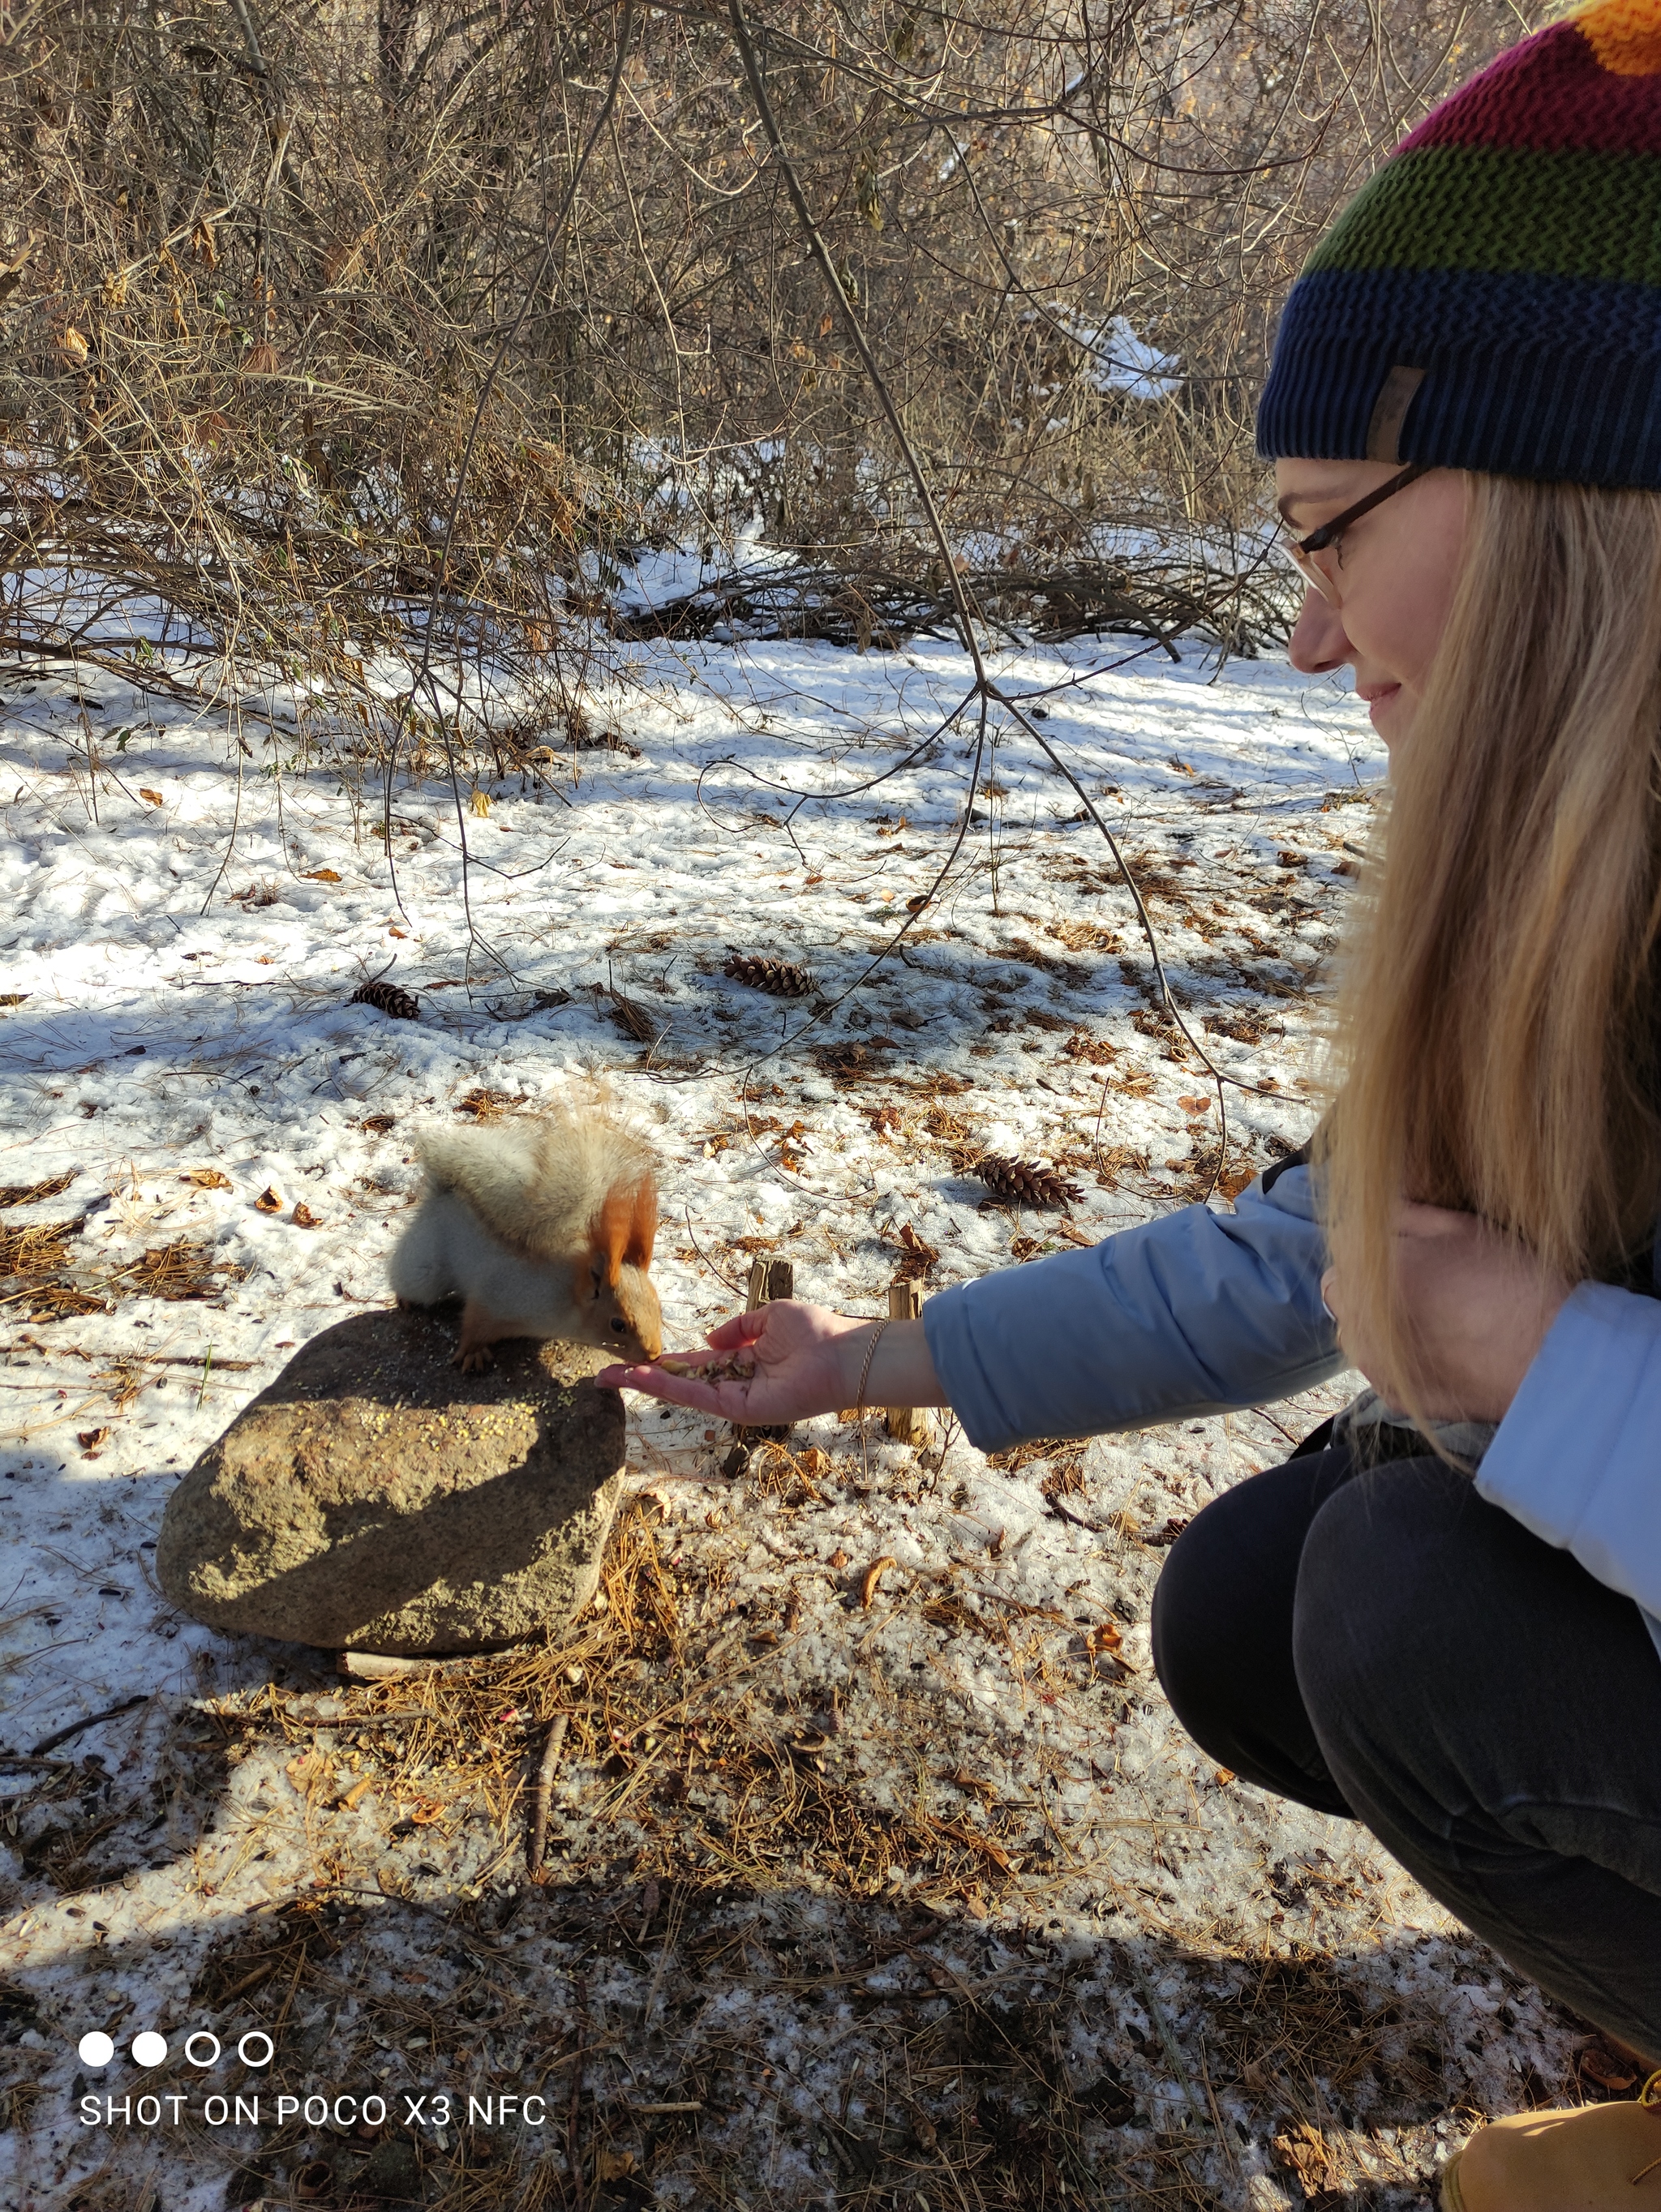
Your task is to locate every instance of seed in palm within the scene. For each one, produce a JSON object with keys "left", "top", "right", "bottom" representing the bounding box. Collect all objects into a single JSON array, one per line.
[
  {"left": 975, "top": 1154, "right": 1083, "bottom": 1209},
  {"left": 723, "top": 952, "right": 815, "bottom": 998},
  {"left": 349, "top": 980, "right": 419, "bottom": 1021}
]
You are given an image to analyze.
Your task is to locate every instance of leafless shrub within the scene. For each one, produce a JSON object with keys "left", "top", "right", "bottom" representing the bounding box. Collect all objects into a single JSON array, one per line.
[{"left": 0, "top": 0, "right": 1543, "bottom": 755}]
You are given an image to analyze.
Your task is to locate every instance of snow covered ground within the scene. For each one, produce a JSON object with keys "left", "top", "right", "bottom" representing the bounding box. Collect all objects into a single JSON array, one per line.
[{"left": 0, "top": 628, "right": 1589, "bottom": 2210}]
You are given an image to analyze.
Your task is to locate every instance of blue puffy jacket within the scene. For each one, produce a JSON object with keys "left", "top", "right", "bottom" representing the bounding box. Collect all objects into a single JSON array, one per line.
[{"left": 921, "top": 1160, "right": 1661, "bottom": 1657}]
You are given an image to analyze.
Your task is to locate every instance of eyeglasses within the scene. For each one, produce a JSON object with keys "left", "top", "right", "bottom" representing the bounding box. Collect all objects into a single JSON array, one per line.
[{"left": 1283, "top": 462, "right": 1428, "bottom": 605}]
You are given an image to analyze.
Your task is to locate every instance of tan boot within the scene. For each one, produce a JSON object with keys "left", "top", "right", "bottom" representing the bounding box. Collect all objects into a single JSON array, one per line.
[{"left": 1440, "top": 2071, "right": 1661, "bottom": 2210}]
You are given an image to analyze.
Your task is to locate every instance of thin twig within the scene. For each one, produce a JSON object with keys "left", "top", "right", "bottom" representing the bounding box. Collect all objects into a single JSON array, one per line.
[
  {"left": 527, "top": 1708, "right": 571, "bottom": 1875},
  {"left": 26, "top": 1694, "right": 150, "bottom": 1757},
  {"left": 726, "top": 0, "right": 1273, "bottom": 1203}
]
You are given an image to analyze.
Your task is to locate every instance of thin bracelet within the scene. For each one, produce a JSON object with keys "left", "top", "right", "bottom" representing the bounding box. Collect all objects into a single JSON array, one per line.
[{"left": 854, "top": 1318, "right": 890, "bottom": 1417}]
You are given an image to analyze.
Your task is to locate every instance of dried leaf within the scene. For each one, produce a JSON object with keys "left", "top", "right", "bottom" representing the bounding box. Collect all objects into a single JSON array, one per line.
[
  {"left": 285, "top": 1751, "right": 328, "bottom": 1797},
  {"left": 360, "top": 1113, "right": 395, "bottom": 1134},
  {"left": 947, "top": 1767, "right": 998, "bottom": 1805},
  {"left": 1579, "top": 2039, "right": 1641, "bottom": 2094},
  {"left": 302, "top": 868, "right": 341, "bottom": 883},
  {"left": 888, "top": 1222, "right": 938, "bottom": 1280},
  {"left": 406, "top": 1797, "right": 445, "bottom": 1826},
  {"left": 1087, "top": 1621, "right": 1124, "bottom": 1658},
  {"left": 138, "top": 787, "right": 163, "bottom": 807},
  {"left": 469, "top": 790, "right": 491, "bottom": 817},
  {"left": 934, "top": 1817, "right": 1015, "bottom": 1873},
  {"left": 1273, "top": 2122, "right": 1340, "bottom": 2188},
  {"left": 861, "top": 1555, "right": 898, "bottom": 1608},
  {"left": 182, "top": 1168, "right": 232, "bottom": 1190},
  {"left": 77, "top": 1426, "right": 109, "bottom": 1454},
  {"left": 58, "top": 324, "right": 88, "bottom": 364},
  {"left": 292, "top": 1202, "right": 321, "bottom": 1228},
  {"left": 255, "top": 1186, "right": 283, "bottom": 1214}
]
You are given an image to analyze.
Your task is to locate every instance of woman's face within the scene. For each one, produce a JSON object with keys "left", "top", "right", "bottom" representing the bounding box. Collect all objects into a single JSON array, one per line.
[{"left": 1274, "top": 459, "right": 1468, "bottom": 751}]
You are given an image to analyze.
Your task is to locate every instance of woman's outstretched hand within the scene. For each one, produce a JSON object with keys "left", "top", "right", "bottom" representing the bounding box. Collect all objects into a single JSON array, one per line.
[
  {"left": 1320, "top": 1201, "right": 1570, "bottom": 1423},
  {"left": 595, "top": 1300, "right": 875, "bottom": 1427},
  {"left": 595, "top": 1300, "right": 947, "bottom": 1429}
]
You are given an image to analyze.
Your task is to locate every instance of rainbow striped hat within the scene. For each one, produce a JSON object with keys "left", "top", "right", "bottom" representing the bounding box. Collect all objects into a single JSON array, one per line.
[{"left": 1256, "top": 0, "right": 1661, "bottom": 485}]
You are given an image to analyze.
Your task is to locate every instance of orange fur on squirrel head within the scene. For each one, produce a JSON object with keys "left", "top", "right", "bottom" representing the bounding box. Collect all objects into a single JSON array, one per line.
[
  {"left": 590, "top": 1175, "right": 657, "bottom": 1284},
  {"left": 575, "top": 1174, "right": 662, "bottom": 1359}
]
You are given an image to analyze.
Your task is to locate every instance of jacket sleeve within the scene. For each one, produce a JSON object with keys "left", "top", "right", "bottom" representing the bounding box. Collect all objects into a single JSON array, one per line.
[
  {"left": 921, "top": 1164, "right": 1346, "bottom": 1453},
  {"left": 1475, "top": 1280, "right": 1661, "bottom": 1621}
]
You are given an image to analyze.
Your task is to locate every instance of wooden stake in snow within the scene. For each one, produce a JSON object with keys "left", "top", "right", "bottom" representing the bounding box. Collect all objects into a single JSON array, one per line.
[
  {"left": 884, "top": 1277, "right": 931, "bottom": 1448},
  {"left": 724, "top": 1256, "right": 793, "bottom": 1470}
]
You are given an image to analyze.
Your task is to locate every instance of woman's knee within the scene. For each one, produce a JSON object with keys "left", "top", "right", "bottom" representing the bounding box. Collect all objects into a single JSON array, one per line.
[
  {"left": 1152, "top": 1452, "right": 1358, "bottom": 1811},
  {"left": 1292, "top": 1457, "right": 1472, "bottom": 1700},
  {"left": 1290, "top": 1455, "right": 1522, "bottom": 1824},
  {"left": 1151, "top": 1477, "right": 1281, "bottom": 1717}
]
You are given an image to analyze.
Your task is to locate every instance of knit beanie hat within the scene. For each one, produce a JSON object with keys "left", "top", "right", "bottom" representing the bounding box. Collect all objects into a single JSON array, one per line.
[{"left": 1256, "top": 0, "right": 1661, "bottom": 486}]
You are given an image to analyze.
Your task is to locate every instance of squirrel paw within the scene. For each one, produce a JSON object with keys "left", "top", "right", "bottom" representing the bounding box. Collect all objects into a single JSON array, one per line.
[{"left": 453, "top": 1344, "right": 496, "bottom": 1374}]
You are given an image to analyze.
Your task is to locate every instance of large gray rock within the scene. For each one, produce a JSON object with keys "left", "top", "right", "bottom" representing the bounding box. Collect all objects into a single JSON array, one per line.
[{"left": 156, "top": 1309, "right": 625, "bottom": 1654}]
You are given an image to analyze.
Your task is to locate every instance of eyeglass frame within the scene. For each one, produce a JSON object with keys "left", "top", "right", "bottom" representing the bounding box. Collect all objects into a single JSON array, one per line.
[{"left": 1283, "top": 461, "right": 1429, "bottom": 604}]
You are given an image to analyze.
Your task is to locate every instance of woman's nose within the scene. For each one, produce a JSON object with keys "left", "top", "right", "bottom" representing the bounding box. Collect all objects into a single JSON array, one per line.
[{"left": 1287, "top": 584, "right": 1351, "bottom": 674}]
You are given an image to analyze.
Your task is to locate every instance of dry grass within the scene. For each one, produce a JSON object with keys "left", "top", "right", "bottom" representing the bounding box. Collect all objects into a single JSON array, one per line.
[
  {"left": 0, "top": 1172, "right": 79, "bottom": 1208},
  {"left": 109, "top": 1238, "right": 246, "bottom": 1303},
  {"left": 0, "top": 1220, "right": 245, "bottom": 1326},
  {"left": 0, "top": 1217, "right": 84, "bottom": 1280}
]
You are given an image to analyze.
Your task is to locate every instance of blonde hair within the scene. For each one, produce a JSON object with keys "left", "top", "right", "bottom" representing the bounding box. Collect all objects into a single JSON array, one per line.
[{"left": 1320, "top": 473, "right": 1661, "bottom": 1403}]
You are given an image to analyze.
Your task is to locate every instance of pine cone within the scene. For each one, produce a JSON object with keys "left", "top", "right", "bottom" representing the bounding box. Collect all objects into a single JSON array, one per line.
[
  {"left": 349, "top": 980, "right": 419, "bottom": 1020},
  {"left": 975, "top": 1154, "right": 1083, "bottom": 1209},
  {"left": 723, "top": 951, "right": 815, "bottom": 998}
]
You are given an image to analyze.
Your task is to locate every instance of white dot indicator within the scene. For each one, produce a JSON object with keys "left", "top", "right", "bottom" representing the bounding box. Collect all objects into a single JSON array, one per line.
[
  {"left": 78, "top": 2032, "right": 114, "bottom": 2068},
  {"left": 131, "top": 2031, "right": 168, "bottom": 2067}
]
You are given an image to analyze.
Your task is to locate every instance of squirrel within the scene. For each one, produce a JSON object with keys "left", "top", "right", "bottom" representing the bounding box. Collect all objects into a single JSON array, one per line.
[{"left": 387, "top": 1106, "right": 663, "bottom": 1372}]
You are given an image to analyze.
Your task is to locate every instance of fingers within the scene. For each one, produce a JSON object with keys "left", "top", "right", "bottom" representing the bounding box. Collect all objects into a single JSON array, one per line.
[
  {"left": 593, "top": 1358, "right": 762, "bottom": 1421},
  {"left": 594, "top": 1361, "right": 739, "bottom": 1416},
  {"left": 706, "top": 1308, "right": 770, "bottom": 1350}
]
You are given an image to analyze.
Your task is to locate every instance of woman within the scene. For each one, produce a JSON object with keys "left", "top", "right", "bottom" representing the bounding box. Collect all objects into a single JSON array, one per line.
[{"left": 602, "top": 3, "right": 1661, "bottom": 2198}]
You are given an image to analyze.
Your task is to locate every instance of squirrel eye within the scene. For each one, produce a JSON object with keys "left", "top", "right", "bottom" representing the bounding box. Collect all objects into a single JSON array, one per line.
[{"left": 609, "top": 1318, "right": 629, "bottom": 1334}]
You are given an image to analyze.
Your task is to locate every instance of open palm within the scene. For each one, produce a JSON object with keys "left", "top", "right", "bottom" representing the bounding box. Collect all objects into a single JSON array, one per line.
[{"left": 596, "top": 1299, "right": 870, "bottom": 1427}]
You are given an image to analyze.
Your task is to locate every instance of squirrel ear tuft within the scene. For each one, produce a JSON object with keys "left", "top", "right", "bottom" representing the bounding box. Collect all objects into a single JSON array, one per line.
[
  {"left": 625, "top": 1177, "right": 657, "bottom": 1269},
  {"left": 593, "top": 1187, "right": 632, "bottom": 1287}
]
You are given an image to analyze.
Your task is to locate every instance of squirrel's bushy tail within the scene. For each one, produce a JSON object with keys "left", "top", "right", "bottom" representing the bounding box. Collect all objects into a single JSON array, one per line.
[{"left": 415, "top": 1104, "right": 657, "bottom": 1263}]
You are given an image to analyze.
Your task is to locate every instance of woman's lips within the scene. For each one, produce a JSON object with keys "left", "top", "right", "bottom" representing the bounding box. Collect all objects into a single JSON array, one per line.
[{"left": 1361, "top": 683, "right": 1401, "bottom": 726}]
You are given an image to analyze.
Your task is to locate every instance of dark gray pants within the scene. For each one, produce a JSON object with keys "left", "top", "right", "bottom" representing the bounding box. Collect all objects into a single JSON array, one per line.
[{"left": 1150, "top": 1440, "right": 1661, "bottom": 2056}]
